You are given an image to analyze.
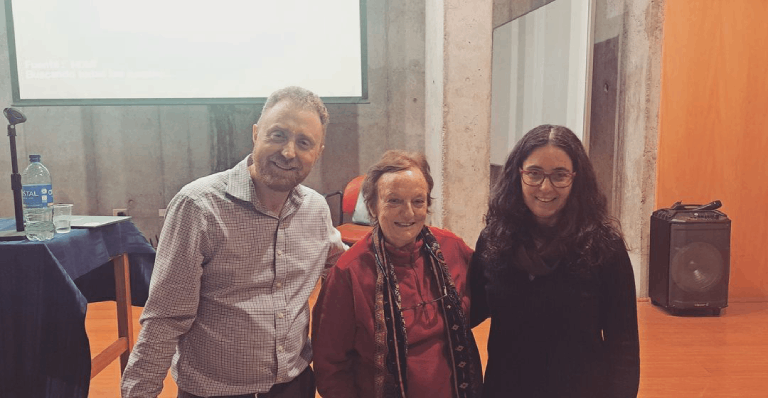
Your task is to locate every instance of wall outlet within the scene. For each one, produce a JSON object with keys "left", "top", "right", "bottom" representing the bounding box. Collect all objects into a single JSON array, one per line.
[
  {"left": 113, "top": 208, "right": 128, "bottom": 217},
  {"left": 158, "top": 208, "right": 167, "bottom": 218}
]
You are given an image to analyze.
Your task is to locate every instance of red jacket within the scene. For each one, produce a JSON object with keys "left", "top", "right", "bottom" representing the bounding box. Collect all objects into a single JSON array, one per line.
[{"left": 312, "top": 227, "right": 475, "bottom": 398}]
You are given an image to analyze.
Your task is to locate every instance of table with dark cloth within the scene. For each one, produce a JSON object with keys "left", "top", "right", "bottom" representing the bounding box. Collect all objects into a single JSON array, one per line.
[{"left": 0, "top": 218, "right": 155, "bottom": 398}]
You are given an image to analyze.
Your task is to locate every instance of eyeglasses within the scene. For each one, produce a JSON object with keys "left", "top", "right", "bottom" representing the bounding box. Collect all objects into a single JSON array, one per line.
[
  {"left": 520, "top": 169, "right": 575, "bottom": 188},
  {"left": 373, "top": 244, "right": 451, "bottom": 313},
  {"left": 400, "top": 291, "right": 449, "bottom": 312}
]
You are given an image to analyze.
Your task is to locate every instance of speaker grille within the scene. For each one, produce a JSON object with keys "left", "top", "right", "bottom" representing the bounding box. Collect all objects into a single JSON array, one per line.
[
  {"left": 650, "top": 208, "right": 731, "bottom": 314},
  {"left": 670, "top": 241, "right": 725, "bottom": 293}
]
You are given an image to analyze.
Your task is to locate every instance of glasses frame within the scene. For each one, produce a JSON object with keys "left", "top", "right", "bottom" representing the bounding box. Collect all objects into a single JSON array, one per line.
[
  {"left": 519, "top": 168, "right": 576, "bottom": 188},
  {"left": 400, "top": 291, "right": 449, "bottom": 312}
]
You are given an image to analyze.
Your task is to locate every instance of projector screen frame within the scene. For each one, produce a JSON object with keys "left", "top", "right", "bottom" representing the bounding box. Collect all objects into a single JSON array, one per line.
[{"left": 4, "top": 0, "right": 369, "bottom": 106}]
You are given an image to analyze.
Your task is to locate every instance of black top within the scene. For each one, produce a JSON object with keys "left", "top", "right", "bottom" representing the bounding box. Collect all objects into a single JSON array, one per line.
[{"left": 470, "top": 229, "right": 640, "bottom": 398}]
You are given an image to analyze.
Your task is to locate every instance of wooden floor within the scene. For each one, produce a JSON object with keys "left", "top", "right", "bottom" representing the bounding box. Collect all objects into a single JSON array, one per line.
[{"left": 87, "top": 297, "right": 768, "bottom": 398}]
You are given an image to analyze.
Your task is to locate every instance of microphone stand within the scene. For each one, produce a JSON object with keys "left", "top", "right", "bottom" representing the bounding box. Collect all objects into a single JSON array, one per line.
[{"left": 1, "top": 108, "right": 27, "bottom": 241}]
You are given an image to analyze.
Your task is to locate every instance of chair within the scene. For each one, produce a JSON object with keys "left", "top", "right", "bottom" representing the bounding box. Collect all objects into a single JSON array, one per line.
[{"left": 324, "top": 175, "right": 372, "bottom": 245}]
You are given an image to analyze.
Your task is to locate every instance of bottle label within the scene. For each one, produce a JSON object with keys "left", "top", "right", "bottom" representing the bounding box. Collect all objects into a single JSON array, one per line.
[{"left": 22, "top": 184, "right": 53, "bottom": 208}]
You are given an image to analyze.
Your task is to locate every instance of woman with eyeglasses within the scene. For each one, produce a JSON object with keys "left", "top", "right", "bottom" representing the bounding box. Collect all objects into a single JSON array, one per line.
[
  {"left": 470, "top": 125, "right": 640, "bottom": 398},
  {"left": 312, "top": 150, "right": 482, "bottom": 398}
]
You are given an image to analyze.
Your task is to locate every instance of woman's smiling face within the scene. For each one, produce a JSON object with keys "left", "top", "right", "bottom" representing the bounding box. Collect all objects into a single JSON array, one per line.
[
  {"left": 521, "top": 145, "right": 574, "bottom": 226},
  {"left": 372, "top": 168, "right": 429, "bottom": 249}
]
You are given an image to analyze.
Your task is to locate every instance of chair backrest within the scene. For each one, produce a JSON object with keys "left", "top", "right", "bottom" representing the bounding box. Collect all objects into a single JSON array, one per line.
[
  {"left": 336, "top": 174, "right": 373, "bottom": 245},
  {"left": 342, "top": 175, "right": 366, "bottom": 214}
]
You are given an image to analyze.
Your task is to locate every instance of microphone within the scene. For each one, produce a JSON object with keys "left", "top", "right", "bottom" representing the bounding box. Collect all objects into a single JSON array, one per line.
[
  {"left": 692, "top": 200, "right": 722, "bottom": 211},
  {"left": 2, "top": 107, "right": 28, "bottom": 237},
  {"left": 3, "top": 108, "right": 27, "bottom": 126}
]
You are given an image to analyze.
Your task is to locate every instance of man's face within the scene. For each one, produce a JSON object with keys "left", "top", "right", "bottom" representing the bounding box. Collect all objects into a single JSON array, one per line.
[{"left": 250, "top": 100, "right": 325, "bottom": 193}]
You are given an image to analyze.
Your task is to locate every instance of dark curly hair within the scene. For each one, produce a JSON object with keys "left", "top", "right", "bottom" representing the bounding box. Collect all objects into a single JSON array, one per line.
[{"left": 483, "top": 124, "right": 624, "bottom": 268}]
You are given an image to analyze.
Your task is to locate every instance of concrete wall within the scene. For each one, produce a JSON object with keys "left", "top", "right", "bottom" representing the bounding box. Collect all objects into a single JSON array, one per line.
[
  {"left": 493, "top": 0, "right": 665, "bottom": 297},
  {"left": 490, "top": 0, "right": 591, "bottom": 165},
  {"left": 0, "top": 0, "right": 427, "bottom": 241},
  {"left": 492, "top": 0, "right": 558, "bottom": 28},
  {"left": 583, "top": 0, "right": 664, "bottom": 297},
  {"left": 604, "top": 0, "right": 664, "bottom": 298},
  {"left": 425, "top": 0, "right": 493, "bottom": 248},
  {"left": 2, "top": 0, "right": 667, "bottom": 297}
]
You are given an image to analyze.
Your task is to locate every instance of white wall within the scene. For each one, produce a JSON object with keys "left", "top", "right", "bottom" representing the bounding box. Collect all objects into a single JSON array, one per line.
[{"left": 490, "top": 0, "right": 590, "bottom": 165}]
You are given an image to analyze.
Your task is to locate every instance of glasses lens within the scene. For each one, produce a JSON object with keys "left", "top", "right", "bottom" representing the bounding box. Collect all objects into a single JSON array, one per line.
[
  {"left": 521, "top": 170, "right": 573, "bottom": 187},
  {"left": 551, "top": 171, "right": 573, "bottom": 187},
  {"left": 523, "top": 170, "right": 544, "bottom": 185}
]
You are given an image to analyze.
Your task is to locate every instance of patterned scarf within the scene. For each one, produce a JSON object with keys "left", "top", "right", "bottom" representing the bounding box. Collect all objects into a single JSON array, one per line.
[{"left": 371, "top": 225, "right": 481, "bottom": 398}]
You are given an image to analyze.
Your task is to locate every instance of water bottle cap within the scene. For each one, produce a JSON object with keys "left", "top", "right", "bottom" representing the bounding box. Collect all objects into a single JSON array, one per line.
[{"left": 29, "top": 154, "right": 41, "bottom": 162}]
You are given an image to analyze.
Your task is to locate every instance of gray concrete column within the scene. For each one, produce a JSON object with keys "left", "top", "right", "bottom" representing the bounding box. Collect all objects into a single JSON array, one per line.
[
  {"left": 590, "top": 0, "right": 664, "bottom": 297},
  {"left": 613, "top": 0, "right": 664, "bottom": 297},
  {"left": 425, "top": 0, "right": 493, "bottom": 247}
]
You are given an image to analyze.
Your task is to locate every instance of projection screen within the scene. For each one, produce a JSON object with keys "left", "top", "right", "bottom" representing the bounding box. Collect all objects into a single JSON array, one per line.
[{"left": 4, "top": 0, "right": 367, "bottom": 105}]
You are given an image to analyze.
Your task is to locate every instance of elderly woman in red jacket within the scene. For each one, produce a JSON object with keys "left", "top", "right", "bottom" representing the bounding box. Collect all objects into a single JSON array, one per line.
[{"left": 312, "top": 150, "right": 482, "bottom": 398}]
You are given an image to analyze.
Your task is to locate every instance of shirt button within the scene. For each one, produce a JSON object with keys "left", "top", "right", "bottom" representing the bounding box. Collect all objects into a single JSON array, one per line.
[
  {"left": 277, "top": 345, "right": 284, "bottom": 352},
  {"left": 276, "top": 249, "right": 283, "bottom": 256},
  {"left": 276, "top": 282, "right": 282, "bottom": 289},
  {"left": 278, "top": 312, "right": 284, "bottom": 319}
]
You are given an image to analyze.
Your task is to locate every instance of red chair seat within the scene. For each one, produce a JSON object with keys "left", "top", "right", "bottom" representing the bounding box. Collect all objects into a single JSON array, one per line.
[
  {"left": 325, "top": 175, "right": 372, "bottom": 246},
  {"left": 336, "top": 223, "right": 372, "bottom": 246}
]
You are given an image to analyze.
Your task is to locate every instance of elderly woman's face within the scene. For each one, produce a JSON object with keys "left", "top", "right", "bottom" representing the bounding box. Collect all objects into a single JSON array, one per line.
[{"left": 373, "top": 167, "right": 429, "bottom": 249}]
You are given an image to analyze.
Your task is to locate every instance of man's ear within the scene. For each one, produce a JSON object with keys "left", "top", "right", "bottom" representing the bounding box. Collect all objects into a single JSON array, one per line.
[
  {"left": 318, "top": 143, "right": 325, "bottom": 157},
  {"left": 252, "top": 124, "right": 259, "bottom": 144}
]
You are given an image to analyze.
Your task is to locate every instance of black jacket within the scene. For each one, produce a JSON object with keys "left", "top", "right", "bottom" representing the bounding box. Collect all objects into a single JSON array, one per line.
[{"left": 470, "top": 229, "right": 640, "bottom": 398}]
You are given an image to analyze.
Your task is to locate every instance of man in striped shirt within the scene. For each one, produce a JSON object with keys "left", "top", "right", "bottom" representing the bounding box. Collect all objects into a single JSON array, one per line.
[{"left": 121, "top": 86, "right": 346, "bottom": 398}]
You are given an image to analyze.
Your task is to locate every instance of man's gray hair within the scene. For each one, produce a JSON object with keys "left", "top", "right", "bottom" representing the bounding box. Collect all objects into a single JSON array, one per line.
[{"left": 259, "top": 86, "right": 330, "bottom": 133}]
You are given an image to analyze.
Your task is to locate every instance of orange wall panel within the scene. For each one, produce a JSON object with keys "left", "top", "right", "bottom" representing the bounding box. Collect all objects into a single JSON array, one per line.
[{"left": 657, "top": 0, "right": 768, "bottom": 300}]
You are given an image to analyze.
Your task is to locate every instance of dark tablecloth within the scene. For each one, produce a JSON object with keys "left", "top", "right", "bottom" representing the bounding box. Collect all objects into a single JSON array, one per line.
[{"left": 0, "top": 218, "right": 156, "bottom": 398}]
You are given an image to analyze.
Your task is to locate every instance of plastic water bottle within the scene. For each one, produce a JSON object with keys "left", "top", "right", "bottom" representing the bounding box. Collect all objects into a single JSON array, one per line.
[{"left": 22, "top": 154, "right": 55, "bottom": 241}]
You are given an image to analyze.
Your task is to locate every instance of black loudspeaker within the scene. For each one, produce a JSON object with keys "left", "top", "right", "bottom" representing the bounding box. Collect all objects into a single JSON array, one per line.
[{"left": 649, "top": 201, "right": 731, "bottom": 316}]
